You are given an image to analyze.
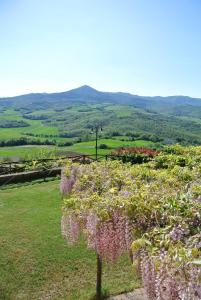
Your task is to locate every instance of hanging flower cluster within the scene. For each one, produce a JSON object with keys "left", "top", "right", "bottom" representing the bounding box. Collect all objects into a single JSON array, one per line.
[
  {"left": 139, "top": 252, "right": 201, "bottom": 300},
  {"left": 61, "top": 161, "right": 134, "bottom": 262},
  {"left": 86, "top": 211, "right": 132, "bottom": 261},
  {"left": 61, "top": 145, "right": 201, "bottom": 300},
  {"left": 61, "top": 209, "right": 132, "bottom": 262}
]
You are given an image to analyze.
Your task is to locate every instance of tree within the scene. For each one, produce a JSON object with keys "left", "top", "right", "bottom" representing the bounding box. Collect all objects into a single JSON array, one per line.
[{"left": 60, "top": 150, "right": 201, "bottom": 300}]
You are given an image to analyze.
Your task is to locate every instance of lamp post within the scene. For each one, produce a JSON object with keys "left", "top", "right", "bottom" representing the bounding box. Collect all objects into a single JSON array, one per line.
[
  {"left": 90, "top": 124, "right": 103, "bottom": 300},
  {"left": 91, "top": 125, "right": 103, "bottom": 161}
]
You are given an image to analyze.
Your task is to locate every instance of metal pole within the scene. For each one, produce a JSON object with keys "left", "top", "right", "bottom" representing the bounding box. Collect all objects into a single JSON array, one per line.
[
  {"left": 96, "top": 253, "right": 102, "bottom": 300},
  {"left": 95, "top": 127, "right": 98, "bottom": 161}
]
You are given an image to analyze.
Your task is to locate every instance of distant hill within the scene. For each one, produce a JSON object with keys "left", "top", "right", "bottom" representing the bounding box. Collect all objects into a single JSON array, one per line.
[
  {"left": 1, "top": 85, "right": 201, "bottom": 145},
  {"left": 2, "top": 85, "right": 201, "bottom": 107}
]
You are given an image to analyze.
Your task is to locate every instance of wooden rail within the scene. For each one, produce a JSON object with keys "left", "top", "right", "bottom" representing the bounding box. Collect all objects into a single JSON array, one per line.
[
  {"left": 0, "top": 154, "right": 127, "bottom": 186},
  {"left": 0, "top": 154, "right": 105, "bottom": 175},
  {"left": 0, "top": 168, "right": 61, "bottom": 186}
]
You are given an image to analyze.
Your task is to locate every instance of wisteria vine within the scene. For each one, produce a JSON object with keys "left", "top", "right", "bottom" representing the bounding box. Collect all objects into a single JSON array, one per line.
[{"left": 61, "top": 145, "right": 201, "bottom": 300}]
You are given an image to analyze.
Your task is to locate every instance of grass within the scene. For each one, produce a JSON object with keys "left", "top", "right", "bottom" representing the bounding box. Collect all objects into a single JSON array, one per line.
[
  {"left": 0, "top": 109, "right": 59, "bottom": 140},
  {"left": 0, "top": 146, "right": 56, "bottom": 160},
  {"left": 0, "top": 120, "right": 59, "bottom": 140},
  {"left": 0, "top": 181, "right": 140, "bottom": 300},
  {"left": 63, "top": 139, "right": 154, "bottom": 155},
  {"left": 0, "top": 139, "right": 154, "bottom": 160}
]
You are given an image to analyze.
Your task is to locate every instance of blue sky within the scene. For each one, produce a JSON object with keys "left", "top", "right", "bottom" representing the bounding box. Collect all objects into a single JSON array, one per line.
[{"left": 1, "top": 0, "right": 201, "bottom": 97}]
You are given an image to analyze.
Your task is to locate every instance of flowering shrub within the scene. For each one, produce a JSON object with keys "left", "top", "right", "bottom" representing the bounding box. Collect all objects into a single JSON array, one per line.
[
  {"left": 61, "top": 146, "right": 201, "bottom": 300},
  {"left": 111, "top": 147, "right": 159, "bottom": 164},
  {"left": 154, "top": 144, "right": 201, "bottom": 169}
]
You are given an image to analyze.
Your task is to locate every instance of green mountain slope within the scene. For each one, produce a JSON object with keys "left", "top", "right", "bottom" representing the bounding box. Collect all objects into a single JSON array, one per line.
[{"left": 1, "top": 85, "right": 201, "bottom": 145}]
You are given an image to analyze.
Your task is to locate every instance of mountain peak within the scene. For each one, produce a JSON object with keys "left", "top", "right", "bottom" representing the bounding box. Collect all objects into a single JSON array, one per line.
[
  {"left": 65, "top": 85, "right": 99, "bottom": 96},
  {"left": 77, "top": 85, "right": 98, "bottom": 92}
]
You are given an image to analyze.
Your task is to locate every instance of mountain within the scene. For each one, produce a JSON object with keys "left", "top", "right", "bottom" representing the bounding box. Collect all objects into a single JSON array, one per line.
[
  {"left": 2, "top": 85, "right": 201, "bottom": 111},
  {"left": 1, "top": 85, "right": 201, "bottom": 145}
]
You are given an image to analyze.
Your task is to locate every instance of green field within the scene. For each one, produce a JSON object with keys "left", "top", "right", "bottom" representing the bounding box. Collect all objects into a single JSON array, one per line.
[
  {"left": 64, "top": 139, "right": 154, "bottom": 155},
  {"left": 0, "top": 139, "right": 154, "bottom": 160},
  {"left": 0, "top": 109, "right": 59, "bottom": 140},
  {"left": 0, "top": 181, "right": 140, "bottom": 300},
  {"left": 2, "top": 86, "right": 201, "bottom": 150},
  {"left": 0, "top": 146, "right": 57, "bottom": 161}
]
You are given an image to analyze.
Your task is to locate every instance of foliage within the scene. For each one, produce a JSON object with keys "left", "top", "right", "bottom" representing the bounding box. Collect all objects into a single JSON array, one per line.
[
  {"left": 99, "top": 143, "right": 110, "bottom": 149},
  {"left": 2, "top": 85, "right": 201, "bottom": 145},
  {"left": 61, "top": 145, "right": 201, "bottom": 299},
  {"left": 0, "top": 119, "right": 30, "bottom": 128},
  {"left": 0, "top": 137, "right": 56, "bottom": 147},
  {"left": 111, "top": 147, "right": 159, "bottom": 164},
  {"left": 153, "top": 144, "right": 201, "bottom": 169}
]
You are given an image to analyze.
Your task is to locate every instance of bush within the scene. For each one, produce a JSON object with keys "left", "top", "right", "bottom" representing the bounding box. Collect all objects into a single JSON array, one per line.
[
  {"left": 58, "top": 141, "right": 74, "bottom": 147},
  {"left": 61, "top": 150, "right": 201, "bottom": 299},
  {"left": 99, "top": 144, "right": 109, "bottom": 149},
  {"left": 111, "top": 147, "right": 159, "bottom": 164}
]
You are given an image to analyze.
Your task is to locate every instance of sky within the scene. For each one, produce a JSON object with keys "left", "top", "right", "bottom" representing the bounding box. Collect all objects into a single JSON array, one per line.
[{"left": 1, "top": 0, "right": 201, "bottom": 97}]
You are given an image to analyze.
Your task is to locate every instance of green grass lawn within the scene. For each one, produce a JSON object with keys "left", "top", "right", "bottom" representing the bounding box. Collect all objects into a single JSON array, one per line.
[{"left": 0, "top": 181, "right": 140, "bottom": 300}]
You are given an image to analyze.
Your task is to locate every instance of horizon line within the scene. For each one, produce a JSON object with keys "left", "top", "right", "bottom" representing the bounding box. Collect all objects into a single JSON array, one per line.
[{"left": 0, "top": 85, "right": 200, "bottom": 100}]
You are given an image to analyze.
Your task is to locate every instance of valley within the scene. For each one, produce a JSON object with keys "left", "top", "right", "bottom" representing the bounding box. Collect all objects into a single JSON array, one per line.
[{"left": 1, "top": 85, "right": 201, "bottom": 160}]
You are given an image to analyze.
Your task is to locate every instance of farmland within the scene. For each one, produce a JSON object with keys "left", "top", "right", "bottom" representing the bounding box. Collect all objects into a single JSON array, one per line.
[
  {"left": 2, "top": 86, "right": 201, "bottom": 153},
  {"left": 0, "top": 139, "right": 154, "bottom": 160}
]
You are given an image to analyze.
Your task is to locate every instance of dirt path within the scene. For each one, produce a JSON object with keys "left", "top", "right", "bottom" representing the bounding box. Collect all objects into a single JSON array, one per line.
[{"left": 109, "top": 288, "right": 147, "bottom": 300}]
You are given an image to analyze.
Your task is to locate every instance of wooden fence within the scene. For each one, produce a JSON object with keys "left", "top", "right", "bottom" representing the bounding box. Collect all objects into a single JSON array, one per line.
[
  {"left": 0, "top": 154, "right": 109, "bottom": 186},
  {"left": 0, "top": 168, "right": 61, "bottom": 186},
  {"left": 0, "top": 154, "right": 131, "bottom": 186}
]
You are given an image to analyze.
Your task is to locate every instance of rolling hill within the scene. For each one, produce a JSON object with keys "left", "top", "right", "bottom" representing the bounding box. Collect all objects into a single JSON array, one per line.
[{"left": 1, "top": 85, "right": 201, "bottom": 145}]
